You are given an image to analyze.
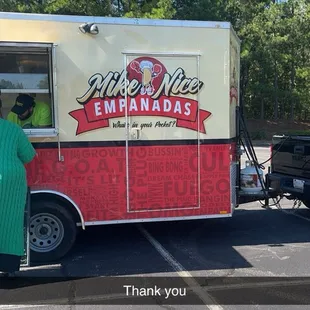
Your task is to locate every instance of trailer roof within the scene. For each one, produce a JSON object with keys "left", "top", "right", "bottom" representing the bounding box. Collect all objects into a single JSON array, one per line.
[{"left": 0, "top": 11, "right": 231, "bottom": 29}]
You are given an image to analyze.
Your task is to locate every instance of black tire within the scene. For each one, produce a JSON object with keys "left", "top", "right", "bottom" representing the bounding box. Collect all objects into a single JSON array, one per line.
[{"left": 29, "top": 200, "right": 77, "bottom": 263}]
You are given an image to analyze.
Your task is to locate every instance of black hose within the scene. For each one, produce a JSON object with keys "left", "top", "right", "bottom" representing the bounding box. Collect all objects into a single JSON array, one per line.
[
  {"left": 239, "top": 113, "right": 269, "bottom": 199},
  {"left": 258, "top": 196, "right": 282, "bottom": 207},
  {"left": 239, "top": 112, "right": 293, "bottom": 202}
]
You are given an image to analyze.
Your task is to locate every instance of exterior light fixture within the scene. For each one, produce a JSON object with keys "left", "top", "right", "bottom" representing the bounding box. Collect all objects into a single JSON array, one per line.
[{"left": 79, "top": 23, "right": 99, "bottom": 35}]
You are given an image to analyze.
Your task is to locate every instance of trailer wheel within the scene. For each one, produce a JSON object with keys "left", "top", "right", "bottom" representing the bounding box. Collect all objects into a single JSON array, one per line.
[{"left": 29, "top": 200, "right": 77, "bottom": 263}]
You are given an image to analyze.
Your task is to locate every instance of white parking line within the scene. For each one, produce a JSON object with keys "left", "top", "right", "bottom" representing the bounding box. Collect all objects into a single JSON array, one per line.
[
  {"left": 268, "top": 202, "right": 310, "bottom": 223},
  {"left": 137, "top": 224, "right": 223, "bottom": 310},
  {"left": 20, "top": 264, "right": 61, "bottom": 271},
  {"left": 282, "top": 209, "right": 310, "bottom": 222},
  {"left": 0, "top": 306, "right": 43, "bottom": 309}
]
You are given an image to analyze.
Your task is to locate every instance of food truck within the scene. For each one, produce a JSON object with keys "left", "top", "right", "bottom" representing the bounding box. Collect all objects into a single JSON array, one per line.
[{"left": 0, "top": 11, "right": 250, "bottom": 264}]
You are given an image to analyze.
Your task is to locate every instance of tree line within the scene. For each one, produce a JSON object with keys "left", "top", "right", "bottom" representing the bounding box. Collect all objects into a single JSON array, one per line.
[{"left": 1, "top": 0, "right": 309, "bottom": 121}]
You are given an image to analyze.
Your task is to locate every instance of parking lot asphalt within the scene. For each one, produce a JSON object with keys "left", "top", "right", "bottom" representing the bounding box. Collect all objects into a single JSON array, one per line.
[{"left": 1, "top": 147, "right": 310, "bottom": 309}]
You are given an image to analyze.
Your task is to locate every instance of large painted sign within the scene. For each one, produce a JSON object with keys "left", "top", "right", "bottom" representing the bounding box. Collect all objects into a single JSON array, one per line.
[{"left": 69, "top": 57, "right": 212, "bottom": 135}]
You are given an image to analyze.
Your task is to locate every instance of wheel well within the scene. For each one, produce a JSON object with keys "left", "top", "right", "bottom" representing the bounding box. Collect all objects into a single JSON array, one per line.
[{"left": 30, "top": 193, "right": 83, "bottom": 227}]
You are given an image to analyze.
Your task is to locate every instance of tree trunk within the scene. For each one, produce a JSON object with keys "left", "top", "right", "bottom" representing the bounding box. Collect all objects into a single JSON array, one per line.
[
  {"left": 240, "top": 62, "right": 250, "bottom": 115},
  {"left": 273, "top": 59, "right": 279, "bottom": 120},
  {"left": 260, "top": 98, "right": 264, "bottom": 120},
  {"left": 290, "top": 5, "right": 295, "bottom": 121},
  {"left": 118, "top": 0, "right": 121, "bottom": 14},
  {"left": 290, "top": 61, "right": 295, "bottom": 121}
]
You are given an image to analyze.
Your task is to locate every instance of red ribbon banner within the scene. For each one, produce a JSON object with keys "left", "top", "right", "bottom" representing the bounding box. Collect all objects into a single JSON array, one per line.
[{"left": 69, "top": 95, "right": 211, "bottom": 135}]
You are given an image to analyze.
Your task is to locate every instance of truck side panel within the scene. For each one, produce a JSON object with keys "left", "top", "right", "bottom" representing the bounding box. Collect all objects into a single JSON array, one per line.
[
  {"left": 269, "top": 135, "right": 310, "bottom": 203},
  {"left": 272, "top": 136, "right": 310, "bottom": 178}
]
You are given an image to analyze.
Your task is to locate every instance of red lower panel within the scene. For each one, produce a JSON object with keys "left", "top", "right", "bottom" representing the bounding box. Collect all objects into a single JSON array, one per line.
[
  {"left": 128, "top": 145, "right": 199, "bottom": 212},
  {"left": 26, "top": 143, "right": 231, "bottom": 222}
]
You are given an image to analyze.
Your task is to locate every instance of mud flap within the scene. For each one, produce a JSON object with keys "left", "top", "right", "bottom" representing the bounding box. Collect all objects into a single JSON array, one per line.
[{"left": 21, "top": 187, "right": 31, "bottom": 267}]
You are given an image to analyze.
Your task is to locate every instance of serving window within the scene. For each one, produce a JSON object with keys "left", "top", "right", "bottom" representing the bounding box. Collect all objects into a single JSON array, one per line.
[{"left": 0, "top": 42, "right": 58, "bottom": 137}]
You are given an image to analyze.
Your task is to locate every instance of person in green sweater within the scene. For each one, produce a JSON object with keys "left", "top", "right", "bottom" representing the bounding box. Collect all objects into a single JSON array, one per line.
[
  {"left": 0, "top": 93, "right": 2, "bottom": 119},
  {"left": 0, "top": 106, "right": 36, "bottom": 277}
]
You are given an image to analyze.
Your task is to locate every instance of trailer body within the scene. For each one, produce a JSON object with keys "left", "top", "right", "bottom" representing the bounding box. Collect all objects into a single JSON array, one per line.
[{"left": 0, "top": 12, "right": 241, "bottom": 261}]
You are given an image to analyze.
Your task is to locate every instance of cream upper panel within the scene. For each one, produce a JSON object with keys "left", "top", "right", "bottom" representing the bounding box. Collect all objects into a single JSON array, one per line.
[{"left": 0, "top": 19, "right": 231, "bottom": 142}]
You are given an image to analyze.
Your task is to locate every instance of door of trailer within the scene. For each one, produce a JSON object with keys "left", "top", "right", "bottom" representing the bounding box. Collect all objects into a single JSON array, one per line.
[{"left": 123, "top": 52, "right": 202, "bottom": 216}]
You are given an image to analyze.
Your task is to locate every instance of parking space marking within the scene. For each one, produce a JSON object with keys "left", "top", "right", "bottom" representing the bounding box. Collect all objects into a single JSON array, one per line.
[
  {"left": 0, "top": 306, "right": 43, "bottom": 309},
  {"left": 282, "top": 209, "right": 310, "bottom": 223},
  {"left": 137, "top": 224, "right": 223, "bottom": 310},
  {"left": 20, "top": 264, "right": 61, "bottom": 271},
  {"left": 268, "top": 203, "right": 310, "bottom": 223}
]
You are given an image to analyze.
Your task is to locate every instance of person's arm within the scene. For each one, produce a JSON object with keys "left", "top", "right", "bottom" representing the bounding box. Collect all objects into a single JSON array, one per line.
[
  {"left": 17, "top": 128, "right": 36, "bottom": 164},
  {"left": 7, "top": 111, "right": 17, "bottom": 123},
  {"left": 36, "top": 103, "right": 52, "bottom": 128}
]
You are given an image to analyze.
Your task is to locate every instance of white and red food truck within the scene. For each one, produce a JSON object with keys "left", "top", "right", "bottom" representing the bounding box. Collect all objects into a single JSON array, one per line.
[{"left": 0, "top": 12, "right": 267, "bottom": 264}]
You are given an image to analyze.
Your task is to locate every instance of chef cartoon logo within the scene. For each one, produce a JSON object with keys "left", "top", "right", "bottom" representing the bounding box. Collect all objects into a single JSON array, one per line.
[
  {"left": 129, "top": 59, "right": 163, "bottom": 96},
  {"left": 126, "top": 57, "right": 167, "bottom": 98},
  {"left": 69, "top": 56, "right": 212, "bottom": 135}
]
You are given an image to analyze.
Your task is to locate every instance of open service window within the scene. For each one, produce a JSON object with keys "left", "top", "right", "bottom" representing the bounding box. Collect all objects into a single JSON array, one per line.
[{"left": 0, "top": 42, "right": 58, "bottom": 137}]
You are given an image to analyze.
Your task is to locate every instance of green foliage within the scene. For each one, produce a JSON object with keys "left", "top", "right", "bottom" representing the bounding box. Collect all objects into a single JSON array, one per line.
[
  {"left": 124, "top": 0, "right": 175, "bottom": 19},
  {"left": 0, "top": 0, "right": 309, "bottom": 123}
]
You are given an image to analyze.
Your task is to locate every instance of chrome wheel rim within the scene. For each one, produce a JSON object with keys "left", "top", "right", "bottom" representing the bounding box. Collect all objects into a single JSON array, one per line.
[{"left": 29, "top": 213, "right": 64, "bottom": 253}]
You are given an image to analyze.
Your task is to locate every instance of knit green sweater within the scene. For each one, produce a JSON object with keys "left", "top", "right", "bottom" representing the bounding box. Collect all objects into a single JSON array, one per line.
[{"left": 0, "top": 118, "right": 36, "bottom": 256}]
